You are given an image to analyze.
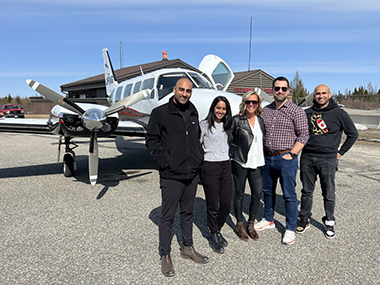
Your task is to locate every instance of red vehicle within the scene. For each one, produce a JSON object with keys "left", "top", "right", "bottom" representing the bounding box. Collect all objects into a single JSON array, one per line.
[{"left": 1, "top": 104, "right": 25, "bottom": 118}]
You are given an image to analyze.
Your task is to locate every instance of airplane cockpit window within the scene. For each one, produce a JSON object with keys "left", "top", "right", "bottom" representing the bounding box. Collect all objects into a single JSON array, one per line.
[
  {"left": 188, "top": 72, "right": 214, "bottom": 89},
  {"left": 123, "top": 84, "right": 132, "bottom": 98},
  {"left": 157, "top": 73, "right": 187, "bottom": 100},
  {"left": 132, "top": 81, "right": 142, "bottom": 94},
  {"left": 115, "top": 86, "right": 123, "bottom": 102},
  {"left": 156, "top": 72, "right": 213, "bottom": 100}
]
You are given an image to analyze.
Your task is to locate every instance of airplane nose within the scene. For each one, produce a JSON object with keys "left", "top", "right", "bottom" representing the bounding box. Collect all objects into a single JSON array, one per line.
[{"left": 83, "top": 108, "right": 104, "bottom": 131}]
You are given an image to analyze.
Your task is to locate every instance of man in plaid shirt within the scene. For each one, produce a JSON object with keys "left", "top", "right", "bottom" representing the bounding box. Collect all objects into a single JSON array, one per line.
[{"left": 254, "top": 76, "right": 309, "bottom": 245}]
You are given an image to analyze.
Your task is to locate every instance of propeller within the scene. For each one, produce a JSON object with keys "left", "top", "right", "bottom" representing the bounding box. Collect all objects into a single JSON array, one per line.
[
  {"left": 89, "top": 131, "right": 99, "bottom": 185},
  {"left": 26, "top": 79, "right": 150, "bottom": 185},
  {"left": 27, "top": 79, "right": 85, "bottom": 115}
]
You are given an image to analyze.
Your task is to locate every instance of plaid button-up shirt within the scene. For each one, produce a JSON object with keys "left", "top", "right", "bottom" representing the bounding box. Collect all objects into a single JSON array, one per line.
[{"left": 262, "top": 100, "right": 309, "bottom": 151}]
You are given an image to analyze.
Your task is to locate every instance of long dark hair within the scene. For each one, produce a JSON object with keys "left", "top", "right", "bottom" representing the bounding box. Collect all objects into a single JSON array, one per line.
[{"left": 205, "top": 96, "right": 232, "bottom": 133}]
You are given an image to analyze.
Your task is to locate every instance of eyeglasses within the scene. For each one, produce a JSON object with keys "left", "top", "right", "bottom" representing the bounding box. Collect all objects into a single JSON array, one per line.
[
  {"left": 274, "top": 86, "right": 288, "bottom": 92},
  {"left": 245, "top": 100, "right": 259, "bottom": 106}
]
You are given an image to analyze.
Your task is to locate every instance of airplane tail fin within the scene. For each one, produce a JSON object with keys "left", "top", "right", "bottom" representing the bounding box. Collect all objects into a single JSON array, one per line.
[{"left": 102, "top": 48, "right": 118, "bottom": 97}]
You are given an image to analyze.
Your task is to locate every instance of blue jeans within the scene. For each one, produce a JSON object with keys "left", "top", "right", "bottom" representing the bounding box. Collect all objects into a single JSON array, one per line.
[
  {"left": 262, "top": 153, "right": 299, "bottom": 231},
  {"left": 300, "top": 155, "right": 338, "bottom": 222}
]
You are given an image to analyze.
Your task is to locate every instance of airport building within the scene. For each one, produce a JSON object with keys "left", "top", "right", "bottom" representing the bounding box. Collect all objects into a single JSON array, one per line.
[{"left": 60, "top": 55, "right": 277, "bottom": 103}]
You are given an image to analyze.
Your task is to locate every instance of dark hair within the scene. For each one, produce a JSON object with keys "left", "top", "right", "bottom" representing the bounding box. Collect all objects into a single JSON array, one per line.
[
  {"left": 205, "top": 96, "right": 232, "bottom": 133},
  {"left": 272, "top": 76, "right": 289, "bottom": 88}
]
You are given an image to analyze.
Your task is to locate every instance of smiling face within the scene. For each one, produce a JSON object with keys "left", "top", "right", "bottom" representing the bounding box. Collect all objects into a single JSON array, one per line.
[
  {"left": 245, "top": 94, "right": 259, "bottom": 116},
  {"left": 214, "top": 100, "right": 227, "bottom": 122},
  {"left": 314, "top": 84, "right": 332, "bottom": 108},
  {"left": 173, "top": 78, "right": 192, "bottom": 105},
  {"left": 273, "top": 79, "right": 290, "bottom": 103}
]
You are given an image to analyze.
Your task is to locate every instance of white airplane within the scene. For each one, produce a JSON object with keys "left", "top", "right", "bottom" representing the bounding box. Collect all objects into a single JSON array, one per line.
[{"left": 1, "top": 48, "right": 268, "bottom": 185}]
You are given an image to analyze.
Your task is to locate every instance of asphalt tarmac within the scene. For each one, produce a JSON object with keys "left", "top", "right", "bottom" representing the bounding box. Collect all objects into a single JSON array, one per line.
[{"left": 1, "top": 132, "right": 379, "bottom": 284}]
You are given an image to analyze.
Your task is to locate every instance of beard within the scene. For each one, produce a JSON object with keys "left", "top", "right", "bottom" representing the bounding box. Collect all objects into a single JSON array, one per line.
[{"left": 274, "top": 94, "right": 288, "bottom": 102}]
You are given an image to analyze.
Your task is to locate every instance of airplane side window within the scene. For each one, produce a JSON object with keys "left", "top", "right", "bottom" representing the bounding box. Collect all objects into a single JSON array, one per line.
[
  {"left": 123, "top": 84, "right": 132, "bottom": 98},
  {"left": 110, "top": 88, "right": 117, "bottom": 102},
  {"left": 132, "top": 81, "right": 141, "bottom": 94},
  {"left": 115, "top": 86, "right": 123, "bottom": 102},
  {"left": 142, "top": 78, "right": 154, "bottom": 100}
]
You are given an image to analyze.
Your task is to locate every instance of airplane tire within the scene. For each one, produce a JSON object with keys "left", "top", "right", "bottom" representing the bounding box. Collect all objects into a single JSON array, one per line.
[{"left": 63, "top": 153, "right": 75, "bottom": 177}]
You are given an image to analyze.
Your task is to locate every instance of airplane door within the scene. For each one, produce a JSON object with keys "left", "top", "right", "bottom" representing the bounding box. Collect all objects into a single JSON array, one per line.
[{"left": 198, "top": 54, "right": 235, "bottom": 91}]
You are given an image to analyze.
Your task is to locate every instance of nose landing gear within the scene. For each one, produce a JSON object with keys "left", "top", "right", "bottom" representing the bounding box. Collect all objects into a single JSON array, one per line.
[{"left": 59, "top": 136, "right": 78, "bottom": 177}]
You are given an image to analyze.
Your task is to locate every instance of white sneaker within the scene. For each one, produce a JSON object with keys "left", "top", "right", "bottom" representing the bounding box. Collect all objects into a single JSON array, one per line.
[
  {"left": 254, "top": 219, "right": 275, "bottom": 231},
  {"left": 282, "top": 230, "right": 295, "bottom": 245}
]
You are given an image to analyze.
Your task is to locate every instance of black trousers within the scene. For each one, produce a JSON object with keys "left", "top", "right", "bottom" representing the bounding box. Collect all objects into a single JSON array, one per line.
[
  {"left": 232, "top": 160, "right": 262, "bottom": 223},
  {"left": 200, "top": 160, "right": 232, "bottom": 234},
  {"left": 159, "top": 175, "right": 198, "bottom": 256}
]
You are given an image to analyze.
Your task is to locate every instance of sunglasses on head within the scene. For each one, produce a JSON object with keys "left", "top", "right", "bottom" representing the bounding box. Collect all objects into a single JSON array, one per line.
[
  {"left": 274, "top": 86, "right": 288, "bottom": 92},
  {"left": 245, "top": 100, "right": 259, "bottom": 105}
]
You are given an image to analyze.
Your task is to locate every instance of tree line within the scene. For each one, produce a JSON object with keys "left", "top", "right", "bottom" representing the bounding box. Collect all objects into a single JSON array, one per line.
[{"left": 290, "top": 71, "right": 380, "bottom": 108}]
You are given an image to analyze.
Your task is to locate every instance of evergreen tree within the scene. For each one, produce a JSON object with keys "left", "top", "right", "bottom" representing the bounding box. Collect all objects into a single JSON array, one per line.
[{"left": 290, "top": 71, "right": 308, "bottom": 104}]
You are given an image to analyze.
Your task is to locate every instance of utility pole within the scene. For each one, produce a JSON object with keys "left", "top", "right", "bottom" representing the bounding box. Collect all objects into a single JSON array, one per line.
[{"left": 248, "top": 17, "right": 252, "bottom": 71}]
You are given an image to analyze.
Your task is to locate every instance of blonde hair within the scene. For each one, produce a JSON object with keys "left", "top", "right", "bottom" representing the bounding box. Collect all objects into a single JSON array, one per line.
[{"left": 239, "top": 91, "right": 263, "bottom": 116}]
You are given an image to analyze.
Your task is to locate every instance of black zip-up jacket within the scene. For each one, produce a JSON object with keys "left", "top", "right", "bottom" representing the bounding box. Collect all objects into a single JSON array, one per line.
[
  {"left": 302, "top": 98, "right": 358, "bottom": 158},
  {"left": 145, "top": 96, "right": 203, "bottom": 180},
  {"left": 230, "top": 114, "right": 265, "bottom": 164}
]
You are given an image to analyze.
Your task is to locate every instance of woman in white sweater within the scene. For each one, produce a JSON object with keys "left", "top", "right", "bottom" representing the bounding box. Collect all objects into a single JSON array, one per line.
[{"left": 200, "top": 96, "right": 233, "bottom": 254}]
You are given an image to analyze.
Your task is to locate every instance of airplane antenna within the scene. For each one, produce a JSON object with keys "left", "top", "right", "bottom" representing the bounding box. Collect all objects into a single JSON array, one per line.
[
  {"left": 120, "top": 41, "right": 124, "bottom": 69},
  {"left": 248, "top": 17, "right": 252, "bottom": 71}
]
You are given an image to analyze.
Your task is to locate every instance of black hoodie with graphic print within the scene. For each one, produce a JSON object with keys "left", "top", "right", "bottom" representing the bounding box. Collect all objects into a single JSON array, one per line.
[{"left": 302, "top": 98, "right": 358, "bottom": 158}]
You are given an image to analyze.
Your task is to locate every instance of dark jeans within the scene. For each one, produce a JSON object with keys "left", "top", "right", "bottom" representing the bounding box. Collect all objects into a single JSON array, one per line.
[
  {"left": 232, "top": 160, "right": 262, "bottom": 223},
  {"left": 300, "top": 155, "right": 338, "bottom": 222},
  {"left": 159, "top": 175, "right": 198, "bottom": 256},
  {"left": 262, "top": 154, "right": 299, "bottom": 231},
  {"left": 200, "top": 160, "right": 232, "bottom": 234}
]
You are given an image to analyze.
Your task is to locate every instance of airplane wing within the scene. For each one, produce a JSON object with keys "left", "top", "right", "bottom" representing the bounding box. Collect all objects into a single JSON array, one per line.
[
  {"left": 0, "top": 118, "right": 51, "bottom": 134},
  {"left": 253, "top": 87, "right": 274, "bottom": 105}
]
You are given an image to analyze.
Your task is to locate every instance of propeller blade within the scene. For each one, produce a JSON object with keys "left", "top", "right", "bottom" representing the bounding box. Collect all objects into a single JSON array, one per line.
[
  {"left": 89, "top": 131, "right": 99, "bottom": 185},
  {"left": 103, "top": 89, "right": 150, "bottom": 117},
  {"left": 26, "top": 79, "right": 85, "bottom": 115}
]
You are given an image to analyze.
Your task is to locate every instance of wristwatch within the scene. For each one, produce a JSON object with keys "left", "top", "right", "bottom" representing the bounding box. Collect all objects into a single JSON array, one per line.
[{"left": 289, "top": 152, "right": 297, "bottom": 159}]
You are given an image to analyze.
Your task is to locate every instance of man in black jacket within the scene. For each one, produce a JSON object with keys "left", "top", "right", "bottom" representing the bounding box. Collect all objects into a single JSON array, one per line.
[
  {"left": 146, "top": 78, "right": 208, "bottom": 277},
  {"left": 296, "top": 84, "right": 358, "bottom": 239}
]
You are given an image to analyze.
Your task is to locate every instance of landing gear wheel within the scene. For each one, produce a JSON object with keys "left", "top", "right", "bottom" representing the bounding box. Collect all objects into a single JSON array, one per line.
[{"left": 63, "top": 153, "right": 75, "bottom": 177}]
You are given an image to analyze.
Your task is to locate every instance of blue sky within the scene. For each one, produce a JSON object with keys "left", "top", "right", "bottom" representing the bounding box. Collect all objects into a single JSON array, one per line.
[{"left": 1, "top": 0, "right": 380, "bottom": 98}]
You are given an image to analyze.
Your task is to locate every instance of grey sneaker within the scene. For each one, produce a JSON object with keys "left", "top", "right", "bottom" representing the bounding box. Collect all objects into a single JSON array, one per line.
[{"left": 296, "top": 217, "right": 311, "bottom": 234}]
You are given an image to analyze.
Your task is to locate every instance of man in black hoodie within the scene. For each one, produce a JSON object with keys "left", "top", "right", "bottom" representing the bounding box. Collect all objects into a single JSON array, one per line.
[
  {"left": 296, "top": 84, "right": 358, "bottom": 239},
  {"left": 146, "top": 78, "right": 208, "bottom": 277}
]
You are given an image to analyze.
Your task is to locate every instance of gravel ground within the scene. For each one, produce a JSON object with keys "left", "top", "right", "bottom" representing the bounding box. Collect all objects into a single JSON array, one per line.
[{"left": 0, "top": 132, "right": 379, "bottom": 284}]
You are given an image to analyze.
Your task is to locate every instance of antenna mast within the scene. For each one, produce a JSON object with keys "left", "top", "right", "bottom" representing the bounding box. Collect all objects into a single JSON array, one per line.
[
  {"left": 120, "top": 41, "right": 124, "bottom": 69},
  {"left": 248, "top": 17, "right": 252, "bottom": 71}
]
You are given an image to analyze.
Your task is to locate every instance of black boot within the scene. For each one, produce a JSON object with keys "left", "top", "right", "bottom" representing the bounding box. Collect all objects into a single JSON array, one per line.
[
  {"left": 216, "top": 231, "right": 228, "bottom": 247},
  {"left": 209, "top": 233, "right": 224, "bottom": 254}
]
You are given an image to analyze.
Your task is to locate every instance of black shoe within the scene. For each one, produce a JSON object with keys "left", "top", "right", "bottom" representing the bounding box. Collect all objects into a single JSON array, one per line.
[
  {"left": 296, "top": 217, "right": 311, "bottom": 234},
  {"left": 216, "top": 231, "right": 228, "bottom": 247},
  {"left": 322, "top": 216, "right": 336, "bottom": 239},
  {"left": 209, "top": 233, "right": 224, "bottom": 254}
]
